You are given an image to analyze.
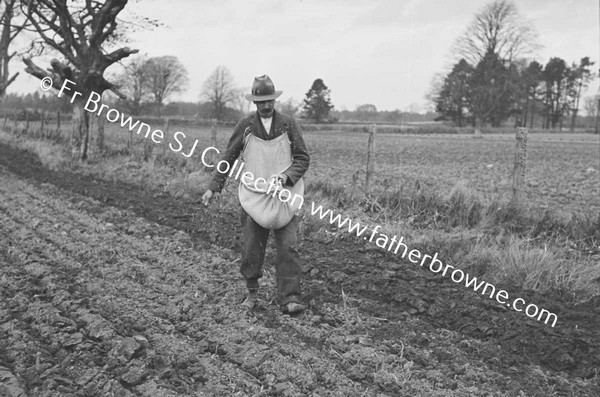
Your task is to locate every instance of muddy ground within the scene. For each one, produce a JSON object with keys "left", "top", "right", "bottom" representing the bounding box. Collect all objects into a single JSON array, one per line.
[{"left": 0, "top": 141, "right": 599, "bottom": 396}]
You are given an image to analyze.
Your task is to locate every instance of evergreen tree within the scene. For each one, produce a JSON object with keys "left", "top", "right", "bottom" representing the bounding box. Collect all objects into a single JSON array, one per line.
[
  {"left": 435, "top": 59, "right": 473, "bottom": 126},
  {"left": 303, "top": 78, "right": 334, "bottom": 123},
  {"left": 469, "top": 49, "right": 513, "bottom": 126},
  {"left": 568, "top": 57, "right": 595, "bottom": 131},
  {"left": 541, "top": 57, "right": 568, "bottom": 129},
  {"left": 520, "top": 60, "right": 543, "bottom": 128}
]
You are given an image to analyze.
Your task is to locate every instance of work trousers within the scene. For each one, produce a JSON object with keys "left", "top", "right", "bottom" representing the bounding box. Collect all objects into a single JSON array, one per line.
[{"left": 240, "top": 209, "right": 302, "bottom": 305}]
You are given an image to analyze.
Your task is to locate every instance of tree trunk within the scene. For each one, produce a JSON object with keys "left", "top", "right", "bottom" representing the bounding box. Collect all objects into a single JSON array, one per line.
[
  {"left": 570, "top": 82, "right": 583, "bottom": 132},
  {"left": 0, "top": 1, "right": 15, "bottom": 97},
  {"left": 210, "top": 118, "right": 218, "bottom": 165},
  {"left": 559, "top": 113, "right": 563, "bottom": 130},
  {"left": 529, "top": 98, "right": 535, "bottom": 128},
  {"left": 594, "top": 96, "right": 600, "bottom": 134},
  {"left": 96, "top": 114, "right": 105, "bottom": 152},
  {"left": 541, "top": 106, "right": 546, "bottom": 129},
  {"left": 71, "top": 102, "right": 90, "bottom": 160},
  {"left": 570, "top": 109, "right": 578, "bottom": 132}
]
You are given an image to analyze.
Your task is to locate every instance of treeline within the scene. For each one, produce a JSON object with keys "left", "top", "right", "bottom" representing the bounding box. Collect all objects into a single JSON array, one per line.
[
  {"left": 1, "top": 91, "right": 71, "bottom": 114},
  {"left": 1, "top": 91, "right": 440, "bottom": 126},
  {"left": 331, "top": 106, "right": 437, "bottom": 124},
  {"left": 435, "top": 54, "right": 596, "bottom": 130},
  {"left": 110, "top": 100, "right": 243, "bottom": 121},
  {"left": 0, "top": 92, "right": 245, "bottom": 121}
]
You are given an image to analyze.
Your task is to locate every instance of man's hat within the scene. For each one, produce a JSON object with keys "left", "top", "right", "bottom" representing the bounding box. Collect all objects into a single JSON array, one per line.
[{"left": 245, "top": 75, "right": 283, "bottom": 101}]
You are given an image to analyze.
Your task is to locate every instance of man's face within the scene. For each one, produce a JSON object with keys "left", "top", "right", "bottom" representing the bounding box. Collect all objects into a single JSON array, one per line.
[{"left": 255, "top": 100, "right": 275, "bottom": 118}]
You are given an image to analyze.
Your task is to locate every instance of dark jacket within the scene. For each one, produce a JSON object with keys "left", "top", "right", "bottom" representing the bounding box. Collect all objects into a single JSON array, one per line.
[{"left": 208, "top": 110, "right": 310, "bottom": 193}]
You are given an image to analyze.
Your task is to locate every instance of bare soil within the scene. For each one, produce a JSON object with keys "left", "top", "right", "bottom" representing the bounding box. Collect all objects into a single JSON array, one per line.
[{"left": 0, "top": 141, "right": 599, "bottom": 396}]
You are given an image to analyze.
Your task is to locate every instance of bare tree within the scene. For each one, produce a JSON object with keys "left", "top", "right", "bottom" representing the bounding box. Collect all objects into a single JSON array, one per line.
[
  {"left": 276, "top": 97, "right": 300, "bottom": 117},
  {"left": 21, "top": 0, "right": 140, "bottom": 160},
  {"left": 144, "top": 55, "right": 188, "bottom": 116},
  {"left": 425, "top": 72, "right": 445, "bottom": 113},
  {"left": 231, "top": 86, "right": 252, "bottom": 116},
  {"left": 584, "top": 95, "right": 599, "bottom": 132},
  {"left": 568, "top": 57, "right": 595, "bottom": 131},
  {"left": 453, "top": 0, "right": 538, "bottom": 64},
  {"left": 584, "top": 95, "right": 599, "bottom": 117},
  {"left": 0, "top": 0, "right": 27, "bottom": 96},
  {"left": 115, "top": 55, "right": 151, "bottom": 115},
  {"left": 201, "top": 65, "right": 236, "bottom": 120}
]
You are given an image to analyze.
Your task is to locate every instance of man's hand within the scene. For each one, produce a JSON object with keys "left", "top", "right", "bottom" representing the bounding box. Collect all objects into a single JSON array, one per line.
[
  {"left": 272, "top": 173, "right": 288, "bottom": 186},
  {"left": 201, "top": 190, "right": 214, "bottom": 206}
]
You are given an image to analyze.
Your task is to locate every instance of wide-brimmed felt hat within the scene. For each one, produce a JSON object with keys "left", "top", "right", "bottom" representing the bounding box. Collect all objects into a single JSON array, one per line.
[{"left": 245, "top": 74, "right": 283, "bottom": 101}]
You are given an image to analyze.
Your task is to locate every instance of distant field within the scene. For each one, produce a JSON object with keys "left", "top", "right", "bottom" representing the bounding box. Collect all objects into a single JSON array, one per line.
[
  {"left": 301, "top": 130, "right": 600, "bottom": 215},
  {"left": 44, "top": 120, "right": 600, "bottom": 215}
]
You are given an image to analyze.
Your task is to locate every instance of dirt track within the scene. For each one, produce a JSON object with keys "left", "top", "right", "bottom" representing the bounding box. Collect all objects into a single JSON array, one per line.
[{"left": 0, "top": 141, "right": 599, "bottom": 396}]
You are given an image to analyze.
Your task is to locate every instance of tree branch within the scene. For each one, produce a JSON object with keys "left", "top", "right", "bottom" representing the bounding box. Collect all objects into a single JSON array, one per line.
[
  {"left": 23, "top": 1, "right": 78, "bottom": 65},
  {"left": 89, "top": 0, "right": 128, "bottom": 47},
  {"left": 104, "top": 46, "right": 138, "bottom": 65},
  {"left": 0, "top": 71, "right": 19, "bottom": 92}
]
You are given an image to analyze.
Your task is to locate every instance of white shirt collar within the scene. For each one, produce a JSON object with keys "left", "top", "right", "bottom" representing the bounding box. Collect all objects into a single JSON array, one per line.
[{"left": 260, "top": 116, "right": 273, "bottom": 135}]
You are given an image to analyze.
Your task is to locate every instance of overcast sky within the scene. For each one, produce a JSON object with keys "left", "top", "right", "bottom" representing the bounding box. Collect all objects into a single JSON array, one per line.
[{"left": 10, "top": 0, "right": 600, "bottom": 112}]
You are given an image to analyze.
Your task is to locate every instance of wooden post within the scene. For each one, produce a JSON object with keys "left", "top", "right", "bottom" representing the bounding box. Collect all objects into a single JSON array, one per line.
[
  {"left": 595, "top": 96, "right": 600, "bottom": 134},
  {"left": 40, "top": 112, "right": 45, "bottom": 137},
  {"left": 96, "top": 114, "right": 105, "bottom": 152},
  {"left": 57, "top": 110, "right": 61, "bottom": 129},
  {"left": 142, "top": 116, "right": 153, "bottom": 162},
  {"left": 512, "top": 127, "right": 528, "bottom": 199},
  {"left": 210, "top": 118, "right": 218, "bottom": 165},
  {"left": 163, "top": 118, "right": 170, "bottom": 157},
  {"left": 365, "top": 124, "right": 377, "bottom": 193},
  {"left": 128, "top": 115, "right": 134, "bottom": 151},
  {"left": 25, "top": 110, "right": 29, "bottom": 132}
]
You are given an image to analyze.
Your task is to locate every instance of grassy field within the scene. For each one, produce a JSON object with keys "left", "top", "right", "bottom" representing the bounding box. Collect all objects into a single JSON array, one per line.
[
  {"left": 92, "top": 121, "right": 599, "bottom": 216},
  {"left": 31, "top": 118, "right": 592, "bottom": 210},
  {"left": 6, "top": 119, "right": 599, "bottom": 215},
  {"left": 303, "top": 131, "right": 599, "bottom": 214}
]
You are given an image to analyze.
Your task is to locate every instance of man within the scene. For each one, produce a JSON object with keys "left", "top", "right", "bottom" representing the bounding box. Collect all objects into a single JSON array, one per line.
[{"left": 201, "top": 75, "right": 310, "bottom": 314}]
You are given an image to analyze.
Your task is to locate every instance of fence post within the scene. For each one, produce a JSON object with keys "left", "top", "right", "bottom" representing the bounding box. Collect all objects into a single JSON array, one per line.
[
  {"left": 142, "top": 117, "right": 153, "bottom": 161},
  {"left": 25, "top": 110, "right": 29, "bottom": 133},
  {"left": 161, "top": 117, "right": 171, "bottom": 157},
  {"left": 40, "top": 112, "right": 45, "bottom": 137},
  {"left": 210, "top": 118, "right": 218, "bottom": 165},
  {"left": 365, "top": 124, "right": 377, "bottom": 193},
  {"left": 128, "top": 115, "right": 134, "bottom": 151},
  {"left": 97, "top": 113, "right": 104, "bottom": 152},
  {"left": 512, "top": 127, "right": 528, "bottom": 199}
]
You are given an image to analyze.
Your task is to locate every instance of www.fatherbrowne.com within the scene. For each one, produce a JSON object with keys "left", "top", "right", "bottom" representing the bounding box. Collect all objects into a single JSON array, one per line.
[{"left": 310, "top": 202, "right": 559, "bottom": 328}]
